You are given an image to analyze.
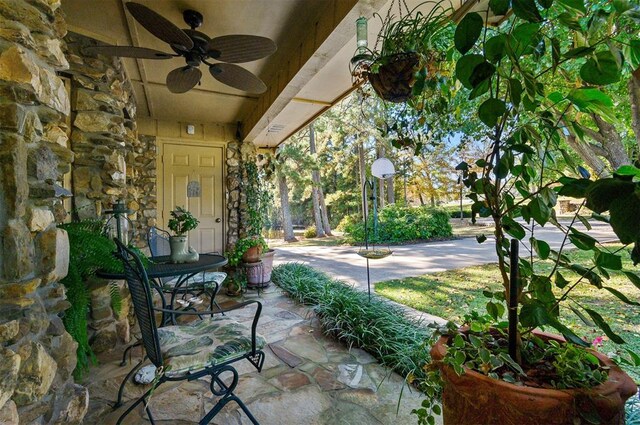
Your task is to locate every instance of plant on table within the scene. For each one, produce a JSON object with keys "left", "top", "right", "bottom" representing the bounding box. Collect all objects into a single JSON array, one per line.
[
  {"left": 167, "top": 206, "right": 199, "bottom": 236},
  {"left": 409, "top": 0, "right": 640, "bottom": 423}
]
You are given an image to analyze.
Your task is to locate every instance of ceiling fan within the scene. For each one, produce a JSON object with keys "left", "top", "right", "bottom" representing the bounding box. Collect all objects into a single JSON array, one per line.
[{"left": 83, "top": 2, "right": 276, "bottom": 94}]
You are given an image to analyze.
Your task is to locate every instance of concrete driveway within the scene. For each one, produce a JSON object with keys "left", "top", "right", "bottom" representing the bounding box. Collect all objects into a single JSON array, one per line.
[{"left": 273, "top": 221, "right": 618, "bottom": 290}]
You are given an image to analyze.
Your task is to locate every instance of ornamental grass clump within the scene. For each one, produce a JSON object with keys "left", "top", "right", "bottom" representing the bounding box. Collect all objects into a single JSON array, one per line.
[{"left": 272, "top": 263, "right": 433, "bottom": 387}]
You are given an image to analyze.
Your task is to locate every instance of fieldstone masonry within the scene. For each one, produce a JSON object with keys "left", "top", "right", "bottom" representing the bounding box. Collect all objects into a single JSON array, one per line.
[
  {"left": 226, "top": 141, "right": 242, "bottom": 249},
  {"left": 0, "top": 0, "right": 88, "bottom": 423},
  {"left": 128, "top": 134, "right": 157, "bottom": 247}
]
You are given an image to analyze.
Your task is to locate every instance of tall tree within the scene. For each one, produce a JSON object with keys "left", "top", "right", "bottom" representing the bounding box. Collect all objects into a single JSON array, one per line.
[{"left": 308, "top": 124, "right": 327, "bottom": 237}]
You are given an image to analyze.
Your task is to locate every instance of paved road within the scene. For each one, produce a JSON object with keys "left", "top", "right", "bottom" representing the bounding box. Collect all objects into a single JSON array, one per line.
[{"left": 273, "top": 222, "right": 618, "bottom": 290}]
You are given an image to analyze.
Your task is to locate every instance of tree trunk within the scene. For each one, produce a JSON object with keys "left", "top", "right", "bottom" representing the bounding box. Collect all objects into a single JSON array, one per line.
[
  {"left": 591, "top": 114, "right": 630, "bottom": 169},
  {"left": 317, "top": 189, "right": 333, "bottom": 236},
  {"left": 387, "top": 175, "right": 395, "bottom": 204},
  {"left": 563, "top": 133, "right": 608, "bottom": 177},
  {"left": 278, "top": 171, "right": 297, "bottom": 242},
  {"left": 358, "top": 139, "right": 368, "bottom": 219},
  {"left": 309, "top": 124, "right": 326, "bottom": 238},
  {"left": 629, "top": 74, "right": 640, "bottom": 152}
]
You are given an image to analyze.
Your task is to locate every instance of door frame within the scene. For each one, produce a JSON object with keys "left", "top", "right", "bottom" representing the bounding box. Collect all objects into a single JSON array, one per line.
[{"left": 156, "top": 138, "right": 227, "bottom": 250}]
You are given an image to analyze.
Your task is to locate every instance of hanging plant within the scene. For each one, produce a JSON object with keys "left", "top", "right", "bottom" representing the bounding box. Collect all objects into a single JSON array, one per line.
[{"left": 353, "top": 0, "right": 454, "bottom": 103}]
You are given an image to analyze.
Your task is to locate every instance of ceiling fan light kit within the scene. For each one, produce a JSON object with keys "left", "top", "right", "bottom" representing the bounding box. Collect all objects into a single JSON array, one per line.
[{"left": 82, "top": 2, "right": 276, "bottom": 94}]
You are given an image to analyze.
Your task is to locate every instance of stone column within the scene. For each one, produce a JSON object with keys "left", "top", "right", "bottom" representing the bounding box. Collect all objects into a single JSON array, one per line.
[{"left": 0, "top": 1, "right": 87, "bottom": 423}]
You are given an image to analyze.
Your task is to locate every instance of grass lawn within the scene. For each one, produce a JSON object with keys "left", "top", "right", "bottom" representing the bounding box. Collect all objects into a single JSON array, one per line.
[
  {"left": 375, "top": 245, "right": 640, "bottom": 381},
  {"left": 266, "top": 234, "right": 346, "bottom": 248}
]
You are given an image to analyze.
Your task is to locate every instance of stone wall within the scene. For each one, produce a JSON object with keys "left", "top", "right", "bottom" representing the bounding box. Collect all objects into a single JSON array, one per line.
[
  {"left": 227, "top": 140, "right": 259, "bottom": 250},
  {"left": 0, "top": 1, "right": 87, "bottom": 423},
  {"left": 64, "top": 32, "right": 137, "bottom": 221},
  {"left": 128, "top": 134, "right": 157, "bottom": 248}
]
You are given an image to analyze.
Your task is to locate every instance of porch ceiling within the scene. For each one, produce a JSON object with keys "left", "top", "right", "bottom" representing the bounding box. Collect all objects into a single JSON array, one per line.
[{"left": 61, "top": 0, "right": 471, "bottom": 147}]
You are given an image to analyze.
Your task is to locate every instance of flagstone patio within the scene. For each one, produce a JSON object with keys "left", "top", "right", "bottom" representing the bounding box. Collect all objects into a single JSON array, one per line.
[{"left": 82, "top": 286, "right": 434, "bottom": 424}]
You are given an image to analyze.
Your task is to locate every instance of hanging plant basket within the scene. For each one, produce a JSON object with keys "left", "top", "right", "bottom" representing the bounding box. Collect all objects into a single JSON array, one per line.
[
  {"left": 357, "top": 248, "right": 393, "bottom": 260},
  {"left": 367, "top": 52, "right": 421, "bottom": 103}
]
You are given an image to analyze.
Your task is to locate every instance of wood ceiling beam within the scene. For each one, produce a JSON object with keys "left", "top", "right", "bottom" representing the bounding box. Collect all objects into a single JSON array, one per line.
[
  {"left": 120, "top": 0, "right": 154, "bottom": 117},
  {"left": 240, "top": 0, "right": 387, "bottom": 143}
]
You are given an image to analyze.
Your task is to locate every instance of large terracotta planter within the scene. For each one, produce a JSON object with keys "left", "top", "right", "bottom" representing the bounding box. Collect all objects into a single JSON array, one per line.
[
  {"left": 260, "top": 249, "right": 275, "bottom": 284},
  {"left": 431, "top": 331, "right": 637, "bottom": 425}
]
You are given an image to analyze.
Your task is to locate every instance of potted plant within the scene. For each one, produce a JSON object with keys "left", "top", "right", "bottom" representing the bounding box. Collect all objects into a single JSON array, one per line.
[
  {"left": 410, "top": 0, "right": 640, "bottom": 423},
  {"left": 356, "top": 0, "right": 452, "bottom": 103},
  {"left": 167, "top": 206, "right": 199, "bottom": 263}
]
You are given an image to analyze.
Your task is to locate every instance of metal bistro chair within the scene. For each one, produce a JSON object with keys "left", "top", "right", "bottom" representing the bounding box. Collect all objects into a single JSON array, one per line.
[
  {"left": 113, "top": 239, "right": 266, "bottom": 425},
  {"left": 147, "top": 226, "right": 226, "bottom": 313}
]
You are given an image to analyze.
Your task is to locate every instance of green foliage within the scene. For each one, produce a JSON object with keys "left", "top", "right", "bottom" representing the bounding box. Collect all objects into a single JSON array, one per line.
[
  {"left": 243, "top": 160, "right": 271, "bottom": 238},
  {"left": 58, "top": 220, "right": 149, "bottom": 378},
  {"left": 227, "top": 235, "right": 268, "bottom": 266},
  {"left": 343, "top": 204, "right": 452, "bottom": 244},
  {"left": 303, "top": 226, "right": 317, "bottom": 239},
  {"left": 167, "top": 206, "right": 199, "bottom": 236},
  {"left": 272, "top": 263, "right": 433, "bottom": 393}
]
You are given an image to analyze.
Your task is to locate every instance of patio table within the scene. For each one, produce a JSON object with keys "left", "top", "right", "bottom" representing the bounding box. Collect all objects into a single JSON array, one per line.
[{"left": 97, "top": 253, "right": 227, "bottom": 325}]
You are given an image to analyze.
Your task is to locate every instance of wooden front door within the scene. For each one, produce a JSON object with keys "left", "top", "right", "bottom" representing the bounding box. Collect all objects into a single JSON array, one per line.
[{"left": 161, "top": 143, "right": 224, "bottom": 254}]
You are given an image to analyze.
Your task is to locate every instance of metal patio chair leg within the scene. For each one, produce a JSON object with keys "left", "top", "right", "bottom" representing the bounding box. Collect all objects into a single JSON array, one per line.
[
  {"left": 200, "top": 365, "right": 259, "bottom": 425},
  {"left": 114, "top": 356, "right": 147, "bottom": 408},
  {"left": 116, "top": 378, "right": 163, "bottom": 425},
  {"left": 119, "top": 339, "right": 142, "bottom": 366}
]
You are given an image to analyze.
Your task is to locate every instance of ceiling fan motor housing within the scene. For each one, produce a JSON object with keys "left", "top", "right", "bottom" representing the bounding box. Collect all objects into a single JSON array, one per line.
[{"left": 183, "top": 9, "right": 203, "bottom": 29}]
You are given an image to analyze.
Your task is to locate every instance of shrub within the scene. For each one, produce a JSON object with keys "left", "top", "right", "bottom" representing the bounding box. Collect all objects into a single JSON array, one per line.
[
  {"left": 336, "top": 213, "right": 359, "bottom": 232},
  {"left": 343, "top": 204, "right": 453, "bottom": 244},
  {"left": 272, "top": 263, "right": 433, "bottom": 388},
  {"left": 303, "top": 226, "right": 317, "bottom": 238}
]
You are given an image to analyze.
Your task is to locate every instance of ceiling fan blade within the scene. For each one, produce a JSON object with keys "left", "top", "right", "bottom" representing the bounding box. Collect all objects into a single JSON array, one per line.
[
  {"left": 209, "top": 63, "right": 267, "bottom": 94},
  {"left": 126, "top": 2, "right": 194, "bottom": 51},
  {"left": 166, "top": 66, "right": 201, "bottom": 93},
  {"left": 82, "top": 45, "right": 174, "bottom": 59},
  {"left": 208, "top": 35, "right": 277, "bottom": 63}
]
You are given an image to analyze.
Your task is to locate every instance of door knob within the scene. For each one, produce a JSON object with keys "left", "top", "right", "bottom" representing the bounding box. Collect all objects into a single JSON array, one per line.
[{"left": 215, "top": 218, "right": 221, "bottom": 223}]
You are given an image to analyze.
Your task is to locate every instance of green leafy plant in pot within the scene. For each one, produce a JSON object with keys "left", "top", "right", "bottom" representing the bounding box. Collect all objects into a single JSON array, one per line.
[
  {"left": 228, "top": 235, "right": 268, "bottom": 266},
  {"left": 411, "top": 1, "right": 640, "bottom": 424},
  {"left": 167, "top": 206, "right": 199, "bottom": 263},
  {"left": 358, "top": 0, "right": 453, "bottom": 103}
]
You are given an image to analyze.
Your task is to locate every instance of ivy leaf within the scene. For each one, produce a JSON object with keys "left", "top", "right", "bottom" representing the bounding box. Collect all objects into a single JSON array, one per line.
[
  {"left": 478, "top": 98, "right": 507, "bottom": 127},
  {"left": 469, "top": 62, "right": 496, "bottom": 88},
  {"left": 615, "top": 165, "right": 640, "bottom": 178},
  {"left": 476, "top": 234, "right": 487, "bottom": 243},
  {"left": 508, "top": 79, "right": 523, "bottom": 106},
  {"left": 530, "top": 237, "right": 550, "bottom": 259},
  {"left": 580, "top": 50, "right": 621, "bottom": 85},
  {"left": 584, "top": 308, "right": 625, "bottom": 343},
  {"left": 455, "top": 13, "right": 484, "bottom": 54},
  {"left": 529, "top": 197, "right": 551, "bottom": 226},
  {"left": 563, "top": 46, "right": 595, "bottom": 59},
  {"left": 537, "top": 0, "right": 553, "bottom": 8},
  {"left": 490, "top": 0, "right": 511, "bottom": 15},
  {"left": 557, "top": 177, "right": 592, "bottom": 198},
  {"left": 551, "top": 37, "right": 560, "bottom": 72},
  {"left": 624, "top": 271, "right": 640, "bottom": 290},
  {"left": 594, "top": 250, "right": 622, "bottom": 270},
  {"left": 569, "top": 305, "right": 595, "bottom": 326},
  {"left": 456, "top": 54, "right": 485, "bottom": 89},
  {"left": 502, "top": 216, "right": 526, "bottom": 240},
  {"left": 485, "top": 34, "right": 507, "bottom": 63},
  {"left": 512, "top": 0, "right": 543, "bottom": 22},
  {"left": 584, "top": 178, "right": 635, "bottom": 213},
  {"left": 609, "top": 193, "right": 640, "bottom": 244},
  {"left": 604, "top": 287, "right": 639, "bottom": 305},
  {"left": 568, "top": 228, "right": 597, "bottom": 250}
]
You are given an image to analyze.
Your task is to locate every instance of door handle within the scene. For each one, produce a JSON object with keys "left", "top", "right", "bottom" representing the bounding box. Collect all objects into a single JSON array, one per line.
[{"left": 215, "top": 218, "right": 221, "bottom": 223}]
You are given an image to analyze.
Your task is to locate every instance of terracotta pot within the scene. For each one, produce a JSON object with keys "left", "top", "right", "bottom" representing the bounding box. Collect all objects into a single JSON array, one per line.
[
  {"left": 242, "top": 245, "right": 262, "bottom": 263},
  {"left": 431, "top": 331, "right": 637, "bottom": 425},
  {"left": 367, "top": 52, "right": 421, "bottom": 103},
  {"left": 260, "top": 249, "right": 276, "bottom": 283}
]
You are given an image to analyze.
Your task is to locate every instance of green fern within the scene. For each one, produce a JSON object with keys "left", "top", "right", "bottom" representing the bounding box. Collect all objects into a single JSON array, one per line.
[
  {"left": 109, "top": 282, "right": 122, "bottom": 317},
  {"left": 58, "top": 220, "right": 148, "bottom": 378}
]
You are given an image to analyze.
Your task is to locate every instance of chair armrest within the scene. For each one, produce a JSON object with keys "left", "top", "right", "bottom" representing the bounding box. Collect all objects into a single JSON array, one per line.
[{"left": 153, "top": 300, "right": 263, "bottom": 353}]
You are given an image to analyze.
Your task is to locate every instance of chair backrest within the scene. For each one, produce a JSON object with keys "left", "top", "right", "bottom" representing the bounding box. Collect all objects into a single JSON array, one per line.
[
  {"left": 114, "top": 239, "right": 164, "bottom": 367},
  {"left": 147, "top": 226, "right": 171, "bottom": 257}
]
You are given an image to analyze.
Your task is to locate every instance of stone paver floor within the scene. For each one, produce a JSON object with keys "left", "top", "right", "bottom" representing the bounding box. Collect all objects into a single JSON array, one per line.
[{"left": 83, "top": 286, "right": 431, "bottom": 425}]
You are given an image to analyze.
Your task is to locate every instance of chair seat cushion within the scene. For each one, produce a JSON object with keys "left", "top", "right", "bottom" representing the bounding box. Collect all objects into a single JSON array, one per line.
[
  {"left": 158, "top": 315, "right": 265, "bottom": 376},
  {"left": 161, "top": 272, "right": 227, "bottom": 291}
]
